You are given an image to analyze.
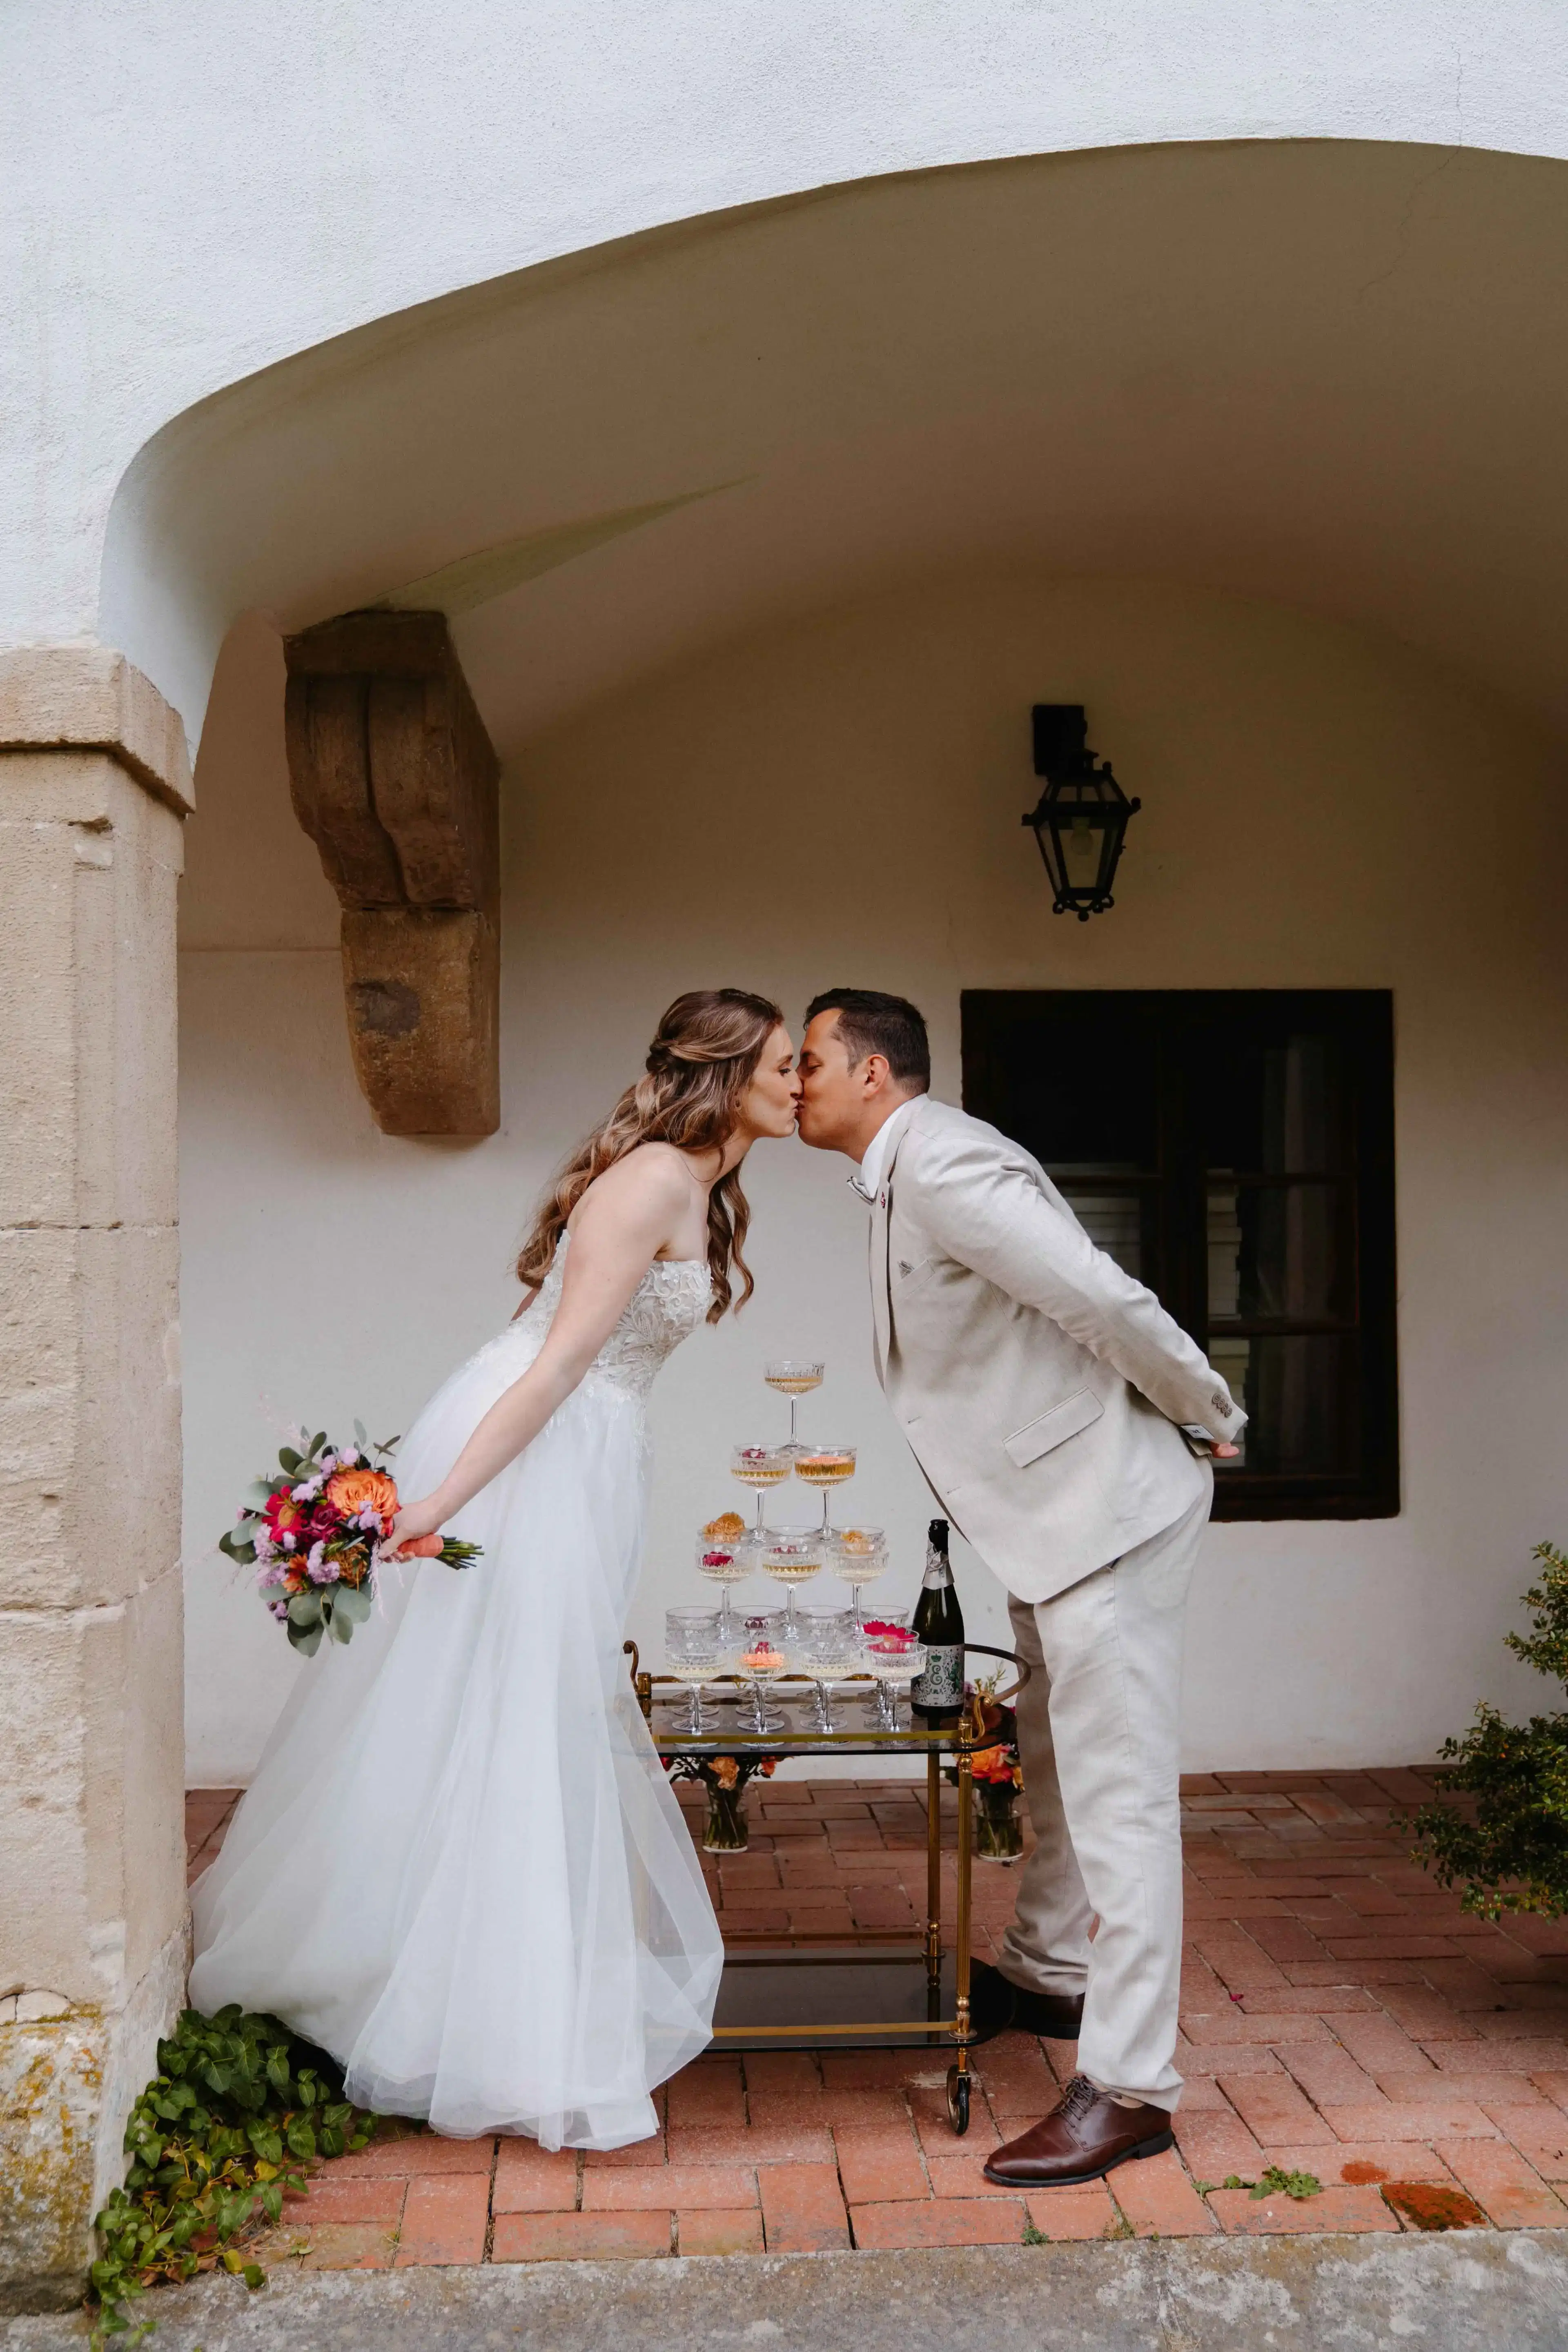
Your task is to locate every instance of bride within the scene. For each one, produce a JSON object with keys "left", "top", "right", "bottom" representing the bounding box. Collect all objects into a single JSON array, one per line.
[{"left": 190, "top": 989, "right": 800, "bottom": 2149}]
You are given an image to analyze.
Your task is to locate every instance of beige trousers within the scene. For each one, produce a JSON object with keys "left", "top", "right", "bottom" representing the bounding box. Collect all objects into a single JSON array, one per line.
[{"left": 999, "top": 1479, "right": 1210, "bottom": 2111}]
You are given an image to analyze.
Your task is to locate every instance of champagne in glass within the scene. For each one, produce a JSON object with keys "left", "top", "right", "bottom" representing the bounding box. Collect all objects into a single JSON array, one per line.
[
  {"left": 733, "top": 1609, "right": 789, "bottom": 1736},
  {"left": 793, "top": 1444, "right": 856, "bottom": 1531},
  {"left": 666, "top": 1606, "right": 724, "bottom": 1737},
  {"left": 764, "top": 1358, "right": 824, "bottom": 1457},
  {"left": 731, "top": 1445, "right": 792, "bottom": 1531},
  {"left": 762, "top": 1533, "right": 823, "bottom": 1635},
  {"left": 828, "top": 1526, "right": 886, "bottom": 1626},
  {"left": 696, "top": 1515, "right": 753, "bottom": 1640},
  {"left": 863, "top": 1631, "right": 926, "bottom": 1733},
  {"left": 791, "top": 1604, "right": 858, "bottom": 1733}
]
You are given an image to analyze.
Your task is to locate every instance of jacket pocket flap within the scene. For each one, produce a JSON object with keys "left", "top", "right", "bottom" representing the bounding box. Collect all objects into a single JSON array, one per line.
[{"left": 1003, "top": 1388, "right": 1104, "bottom": 1468}]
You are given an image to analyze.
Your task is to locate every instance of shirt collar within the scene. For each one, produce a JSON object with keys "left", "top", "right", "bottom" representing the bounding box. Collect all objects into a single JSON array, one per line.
[{"left": 851, "top": 1095, "right": 921, "bottom": 1204}]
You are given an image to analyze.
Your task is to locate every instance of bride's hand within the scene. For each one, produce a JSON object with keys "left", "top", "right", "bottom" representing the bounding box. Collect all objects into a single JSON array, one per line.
[{"left": 383, "top": 1499, "right": 446, "bottom": 1559}]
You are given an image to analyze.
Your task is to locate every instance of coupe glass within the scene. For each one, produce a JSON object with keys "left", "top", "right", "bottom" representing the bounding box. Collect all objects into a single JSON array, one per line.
[
  {"left": 827, "top": 1525, "right": 887, "bottom": 1625},
  {"left": 732, "top": 1608, "right": 789, "bottom": 1735},
  {"left": 695, "top": 1520, "right": 754, "bottom": 1640},
  {"left": 665, "top": 1605, "right": 725, "bottom": 1736},
  {"left": 790, "top": 1604, "right": 859, "bottom": 1733},
  {"left": 730, "top": 1443, "right": 793, "bottom": 1530},
  {"left": 761, "top": 1532, "right": 824, "bottom": 1633},
  {"left": 764, "top": 1358, "right": 824, "bottom": 1457},
  {"left": 862, "top": 1630, "right": 927, "bottom": 1733},
  {"left": 792, "top": 1443, "right": 856, "bottom": 1529}
]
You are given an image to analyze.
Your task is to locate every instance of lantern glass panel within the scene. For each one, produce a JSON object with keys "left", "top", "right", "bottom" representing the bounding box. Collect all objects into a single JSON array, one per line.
[{"left": 1059, "top": 811, "right": 1105, "bottom": 893}]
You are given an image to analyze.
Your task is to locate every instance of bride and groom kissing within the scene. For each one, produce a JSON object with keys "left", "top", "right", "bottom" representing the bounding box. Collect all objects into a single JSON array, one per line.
[{"left": 191, "top": 986, "right": 1243, "bottom": 2191}]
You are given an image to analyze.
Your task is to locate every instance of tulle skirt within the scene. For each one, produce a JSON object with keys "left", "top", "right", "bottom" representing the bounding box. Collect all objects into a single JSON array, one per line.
[{"left": 189, "top": 1329, "right": 722, "bottom": 2149}]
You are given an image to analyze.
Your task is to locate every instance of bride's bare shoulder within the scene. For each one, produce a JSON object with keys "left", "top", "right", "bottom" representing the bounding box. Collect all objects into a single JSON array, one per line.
[{"left": 570, "top": 1143, "right": 693, "bottom": 1226}]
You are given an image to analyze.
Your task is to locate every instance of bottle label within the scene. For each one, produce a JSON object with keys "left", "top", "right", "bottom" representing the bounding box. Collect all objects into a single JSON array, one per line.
[{"left": 912, "top": 1646, "right": 964, "bottom": 1709}]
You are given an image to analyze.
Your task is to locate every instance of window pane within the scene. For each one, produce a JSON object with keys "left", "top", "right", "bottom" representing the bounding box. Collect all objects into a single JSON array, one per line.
[
  {"left": 1202, "top": 1031, "right": 1346, "bottom": 1175},
  {"left": 1056, "top": 1184, "right": 1152, "bottom": 1280},
  {"left": 1008, "top": 1007, "right": 1159, "bottom": 1172},
  {"left": 1210, "top": 1335, "right": 1357, "bottom": 1475},
  {"left": 1207, "top": 1182, "right": 1352, "bottom": 1322}
]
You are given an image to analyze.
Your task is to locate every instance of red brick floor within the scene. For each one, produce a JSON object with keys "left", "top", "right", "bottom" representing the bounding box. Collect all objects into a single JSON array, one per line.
[{"left": 186, "top": 1770, "right": 1568, "bottom": 2262}]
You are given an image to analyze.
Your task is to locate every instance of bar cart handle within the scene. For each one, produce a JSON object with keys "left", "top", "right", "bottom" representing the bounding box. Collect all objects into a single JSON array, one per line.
[{"left": 623, "top": 1639, "right": 653, "bottom": 1721}]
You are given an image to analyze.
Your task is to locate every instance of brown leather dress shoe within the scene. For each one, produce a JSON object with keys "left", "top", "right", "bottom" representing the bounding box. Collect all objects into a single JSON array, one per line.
[{"left": 982, "top": 2074, "right": 1174, "bottom": 2186}]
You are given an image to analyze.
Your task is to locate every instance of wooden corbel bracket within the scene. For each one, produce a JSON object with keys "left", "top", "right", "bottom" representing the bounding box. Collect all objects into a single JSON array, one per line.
[{"left": 283, "top": 611, "right": 500, "bottom": 1136}]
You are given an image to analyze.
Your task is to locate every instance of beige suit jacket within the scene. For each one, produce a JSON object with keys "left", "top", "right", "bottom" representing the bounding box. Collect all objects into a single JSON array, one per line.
[{"left": 869, "top": 1096, "right": 1246, "bottom": 1604}]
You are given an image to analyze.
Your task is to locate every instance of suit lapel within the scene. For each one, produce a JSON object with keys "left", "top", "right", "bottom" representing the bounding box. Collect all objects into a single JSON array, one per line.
[
  {"left": 868, "top": 1100, "right": 924, "bottom": 1384},
  {"left": 869, "top": 1179, "right": 891, "bottom": 1385}
]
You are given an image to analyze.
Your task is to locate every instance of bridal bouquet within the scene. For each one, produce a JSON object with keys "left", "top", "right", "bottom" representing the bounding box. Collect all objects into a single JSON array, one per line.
[{"left": 218, "top": 1424, "right": 480, "bottom": 1655}]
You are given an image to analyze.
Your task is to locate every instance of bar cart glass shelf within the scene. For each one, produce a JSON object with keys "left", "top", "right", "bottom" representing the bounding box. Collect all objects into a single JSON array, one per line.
[{"left": 630, "top": 1640, "right": 1030, "bottom": 2135}]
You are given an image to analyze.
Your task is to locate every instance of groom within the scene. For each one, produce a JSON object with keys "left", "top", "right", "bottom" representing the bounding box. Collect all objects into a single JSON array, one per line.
[{"left": 795, "top": 989, "right": 1244, "bottom": 2188}]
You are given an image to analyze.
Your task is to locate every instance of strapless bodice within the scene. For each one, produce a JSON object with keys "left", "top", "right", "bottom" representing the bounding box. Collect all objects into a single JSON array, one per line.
[{"left": 477, "top": 1232, "right": 712, "bottom": 1407}]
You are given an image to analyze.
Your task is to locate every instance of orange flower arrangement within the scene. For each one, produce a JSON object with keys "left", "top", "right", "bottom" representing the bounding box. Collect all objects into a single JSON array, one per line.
[
  {"left": 219, "top": 1423, "right": 480, "bottom": 1656},
  {"left": 325, "top": 1466, "right": 399, "bottom": 1523}
]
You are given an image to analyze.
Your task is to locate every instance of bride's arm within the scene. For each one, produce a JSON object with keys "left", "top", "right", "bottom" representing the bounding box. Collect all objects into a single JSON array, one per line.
[{"left": 387, "top": 1154, "right": 692, "bottom": 1549}]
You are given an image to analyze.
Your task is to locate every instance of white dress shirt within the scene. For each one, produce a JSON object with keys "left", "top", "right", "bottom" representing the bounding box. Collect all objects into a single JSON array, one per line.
[{"left": 853, "top": 1093, "right": 923, "bottom": 1203}]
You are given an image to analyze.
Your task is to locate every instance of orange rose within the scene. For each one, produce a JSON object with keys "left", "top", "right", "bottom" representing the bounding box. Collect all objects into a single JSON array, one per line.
[{"left": 326, "top": 1467, "right": 400, "bottom": 1527}]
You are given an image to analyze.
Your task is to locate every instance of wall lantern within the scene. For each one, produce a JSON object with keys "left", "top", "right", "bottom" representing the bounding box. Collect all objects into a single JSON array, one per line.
[{"left": 1022, "top": 704, "right": 1141, "bottom": 920}]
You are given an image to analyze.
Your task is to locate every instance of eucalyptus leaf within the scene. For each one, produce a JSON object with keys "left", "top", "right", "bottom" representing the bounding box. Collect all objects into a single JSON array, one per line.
[
  {"left": 330, "top": 1604, "right": 354, "bottom": 1644},
  {"left": 286, "top": 1622, "right": 323, "bottom": 1657},
  {"left": 244, "top": 1481, "right": 276, "bottom": 1508},
  {"left": 353, "top": 1418, "right": 368, "bottom": 1447},
  {"left": 286, "top": 1590, "right": 322, "bottom": 1627},
  {"left": 334, "top": 1582, "right": 372, "bottom": 1624},
  {"left": 278, "top": 1447, "right": 301, "bottom": 1473}
]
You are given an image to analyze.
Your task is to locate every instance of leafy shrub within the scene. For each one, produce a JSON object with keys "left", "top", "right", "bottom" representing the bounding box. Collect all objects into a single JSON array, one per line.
[
  {"left": 89, "top": 2005, "right": 376, "bottom": 2343},
  {"left": 1406, "top": 1542, "right": 1568, "bottom": 1919}
]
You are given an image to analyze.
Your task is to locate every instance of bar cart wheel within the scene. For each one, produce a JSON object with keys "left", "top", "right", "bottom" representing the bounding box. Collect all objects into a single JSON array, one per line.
[{"left": 946, "top": 2065, "right": 971, "bottom": 2135}]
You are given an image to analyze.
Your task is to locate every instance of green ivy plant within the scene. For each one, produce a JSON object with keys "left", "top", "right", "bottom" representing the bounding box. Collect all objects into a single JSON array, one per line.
[
  {"left": 89, "top": 2005, "right": 377, "bottom": 2345},
  {"left": 1406, "top": 1542, "right": 1568, "bottom": 1919}
]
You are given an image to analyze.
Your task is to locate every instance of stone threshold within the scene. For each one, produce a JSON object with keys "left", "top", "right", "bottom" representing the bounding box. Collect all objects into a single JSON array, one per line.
[{"left": 7, "top": 2232, "right": 1568, "bottom": 2352}]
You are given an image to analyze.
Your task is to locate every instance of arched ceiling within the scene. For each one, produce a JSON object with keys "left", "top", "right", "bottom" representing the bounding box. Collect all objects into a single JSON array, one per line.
[{"left": 104, "top": 139, "right": 1568, "bottom": 754}]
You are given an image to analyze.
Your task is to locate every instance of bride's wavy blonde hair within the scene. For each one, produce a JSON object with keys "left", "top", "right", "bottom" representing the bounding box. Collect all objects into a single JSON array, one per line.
[{"left": 515, "top": 989, "right": 785, "bottom": 1322}]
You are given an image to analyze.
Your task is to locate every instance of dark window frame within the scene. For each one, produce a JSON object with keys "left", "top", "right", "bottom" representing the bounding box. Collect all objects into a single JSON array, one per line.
[{"left": 960, "top": 989, "right": 1399, "bottom": 1522}]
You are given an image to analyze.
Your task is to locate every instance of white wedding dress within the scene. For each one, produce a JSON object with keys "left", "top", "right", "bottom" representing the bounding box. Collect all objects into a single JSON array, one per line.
[{"left": 189, "top": 1238, "right": 723, "bottom": 2149}]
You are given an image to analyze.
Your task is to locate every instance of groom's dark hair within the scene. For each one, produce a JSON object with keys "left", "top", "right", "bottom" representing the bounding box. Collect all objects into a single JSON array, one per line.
[{"left": 804, "top": 989, "right": 930, "bottom": 1090}]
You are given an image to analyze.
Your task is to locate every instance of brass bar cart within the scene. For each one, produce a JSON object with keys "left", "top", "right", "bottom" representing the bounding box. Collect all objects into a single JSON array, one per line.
[{"left": 629, "top": 1641, "right": 1029, "bottom": 2135}]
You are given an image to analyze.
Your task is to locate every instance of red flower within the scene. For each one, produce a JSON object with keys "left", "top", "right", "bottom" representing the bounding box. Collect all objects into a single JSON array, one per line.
[{"left": 264, "top": 1490, "right": 308, "bottom": 1540}]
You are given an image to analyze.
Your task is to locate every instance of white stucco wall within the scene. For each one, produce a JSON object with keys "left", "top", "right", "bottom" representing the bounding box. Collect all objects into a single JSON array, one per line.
[
  {"left": 6, "top": 2, "right": 1568, "bottom": 671},
  {"left": 178, "top": 574, "right": 1568, "bottom": 1785}
]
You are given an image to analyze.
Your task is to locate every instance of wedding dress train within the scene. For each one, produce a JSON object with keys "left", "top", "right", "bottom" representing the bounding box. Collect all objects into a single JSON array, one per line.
[{"left": 189, "top": 1239, "right": 723, "bottom": 2149}]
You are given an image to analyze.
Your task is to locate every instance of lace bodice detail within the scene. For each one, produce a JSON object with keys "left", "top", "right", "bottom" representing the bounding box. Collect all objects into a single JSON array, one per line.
[{"left": 485, "top": 1232, "right": 712, "bottom": 1406}]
